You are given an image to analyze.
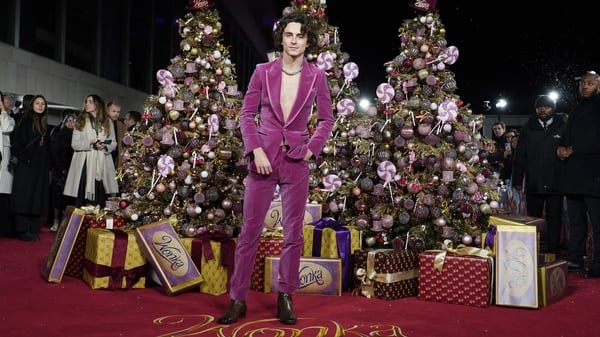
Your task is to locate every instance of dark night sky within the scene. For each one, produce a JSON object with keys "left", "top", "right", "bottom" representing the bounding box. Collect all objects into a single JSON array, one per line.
[{"left": 256, "top": 1, "right": 596, "bottom": 115}]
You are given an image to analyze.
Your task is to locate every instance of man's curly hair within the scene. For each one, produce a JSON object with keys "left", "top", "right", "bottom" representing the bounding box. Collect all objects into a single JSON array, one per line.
[{"left": 272, "top": 11, "right": 319, "bottom": 55}]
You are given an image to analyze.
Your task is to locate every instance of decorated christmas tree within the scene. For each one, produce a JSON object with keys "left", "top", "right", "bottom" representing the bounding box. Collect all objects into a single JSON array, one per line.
[
  {"left": 320, "top": 0, "right": 507, "bottom": 250},
  {"left": 113, "top": 0, "right": 245, "bottom": 238},
  {"left": 276, "top": 1, "right": 376, "bottom": 210}
]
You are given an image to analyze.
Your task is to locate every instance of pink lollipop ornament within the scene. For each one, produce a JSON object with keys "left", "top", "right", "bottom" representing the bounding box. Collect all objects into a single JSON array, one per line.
[
  {"left": 438, "top": 99, "right": 458, "bottom": 122},
  {"left": 377, "top": 160, "right": 397, "bottom": 183},
  {"left": 336, "top": 98, "right": 355, "bottom": 116},
  {"left": 443, "top": 46, "right": 459, "bottom": 65},
  {"left": 156, "top": 69, "right": 174, "bottom": 86},
  {"left": 208, "top": 114, "right": 220, "bottom": 134},
  {"left": 343, "top": 62, "right": 359, "bottom": 81},
  {"left": 157, "top": 155, "right": 175, "bottom": 177},
  {"left": 322, "top": 174, "right": 342, "bottom": 192},
  {"left": 316, "top": 52, "right": 334, "bottom": 70},
  {"left": 376, "top": 83, "right": 395, "bottom": 104}
]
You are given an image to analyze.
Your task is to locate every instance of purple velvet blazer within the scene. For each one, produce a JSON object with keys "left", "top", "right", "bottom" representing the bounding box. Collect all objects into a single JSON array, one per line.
[{"left": 240, "top": 57, "right": 334, "bottom": 170}]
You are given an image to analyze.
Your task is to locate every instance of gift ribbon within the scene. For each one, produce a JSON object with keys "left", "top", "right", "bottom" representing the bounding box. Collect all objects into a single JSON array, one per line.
[
  {"left": 190, "top": 234, "right": 236, "bottom": 289},
  {"left": 311, "top": 217, "right": 352, "bottom": 291},
  {"left": 83, "top": 229, "right": 145, "bottom": 289},
  {"left": 431, "top": 240, "right": 491, "bottom": 272},
  {"left": 355, "top": 249, "right": 418, "bottom": 298},
  {"left": 483, "top": 225, "right": 496, "bottom": 251},
  {"left": 424, "top": 241, "right": 495, "bottom": 305}
]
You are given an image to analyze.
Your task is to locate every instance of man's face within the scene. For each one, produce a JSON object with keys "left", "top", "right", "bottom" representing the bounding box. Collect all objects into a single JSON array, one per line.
[
  {"left": 493, "top": 124, "right": 505, "bottom": 137},
  {"left": 123, "top": 113, "right": 136, "bottom": 128}
]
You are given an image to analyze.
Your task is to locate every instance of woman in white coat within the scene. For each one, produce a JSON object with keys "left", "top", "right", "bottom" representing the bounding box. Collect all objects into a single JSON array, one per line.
[
  {"left": 0, "top": 91, "right": 16, "bottom": 237},
  {"left": 63, "top": 94, "right": 118, "bottom": 208}
]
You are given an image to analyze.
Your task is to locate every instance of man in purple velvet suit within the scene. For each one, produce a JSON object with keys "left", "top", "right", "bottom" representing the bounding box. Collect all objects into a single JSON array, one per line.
[{"left": 219, "top": 11, "right": 333, "bottom": 325}]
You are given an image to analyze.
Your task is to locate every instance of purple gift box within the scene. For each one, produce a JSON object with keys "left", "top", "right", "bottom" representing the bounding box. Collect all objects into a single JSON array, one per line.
[
  {"left": 135, "top": 220, "right": 203, "bottom": 296},
  {"left": 264, "top": 256, "right": 342, "bottom": 296},
  {"left": 42, "top": 206, "right": 86, "bottom": 283}
]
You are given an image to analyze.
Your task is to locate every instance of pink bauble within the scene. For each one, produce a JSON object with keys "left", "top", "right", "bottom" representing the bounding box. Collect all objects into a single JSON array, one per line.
[
  {"left": 400, "top": 125, "right": 414, "bottom": 139},
  {"left": 417, "top": 123, "right": 432, "bottom": 136}
]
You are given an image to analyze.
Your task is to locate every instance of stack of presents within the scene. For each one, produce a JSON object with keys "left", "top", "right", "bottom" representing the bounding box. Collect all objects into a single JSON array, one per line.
[{"left": 42, "top": 203, "right": 568, "bottom": 309}]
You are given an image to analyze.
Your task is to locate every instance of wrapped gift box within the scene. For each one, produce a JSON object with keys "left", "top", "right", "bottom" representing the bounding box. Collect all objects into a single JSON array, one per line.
[
  {"left": 264, "top": 256, "right": 342, "bottom": 295},
  {"left": 251, "top": 236, "right": 284, "bottom": 292},
  {"left": 302, "top": 219, "right": 361, "bottom": 291},
  {"left": 539, "top": 252, "right": 556, "bottom": 265},
  {"left": 181, "top": 236, "right": 236, "bottom": 295},
  {"left": 418, "top": 250, "right": 494, "bottom": 308},
  {"left": 263, "top": 201, "right": 322, "bottom": 231},
  {"left": 42, "top": 207, "right": 86, "bottom": 283},
  {"left": 495, "top": 223, "right": 539, "bottom": 308},
  {"left": 484, "top": 214, "right": 544, "bottom": 255},
  {"left": 64, "top": 212, "right": 126, "bottom": 278},
  {"left": 135, "top": 221, "right": 204, "bottom": 296},
  {"left": 353, "top": 249, "right": 419, "bottom": 300},
  {"left": 538, "top": 260, "right": 568, "bottom": 307},
  {"left": 82, "top": 229, "right": 147, "bottom": 289}
]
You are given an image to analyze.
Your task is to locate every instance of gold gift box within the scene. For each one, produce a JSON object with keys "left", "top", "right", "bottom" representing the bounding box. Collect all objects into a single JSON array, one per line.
[
  {"left": 181, "top": 238, "right": 236, "bottom": 295},
  {"left": 83, "top": 229, "right": 147, "bottom": 289},
  {"left": 302, "top": 225, "right": 361, "bottom": 258},
  {"left": 538, "top": 260, "right": 568, "bottom": 307},
  {"left": 488, "top": 214, "right": 545, "bottom": 231}
]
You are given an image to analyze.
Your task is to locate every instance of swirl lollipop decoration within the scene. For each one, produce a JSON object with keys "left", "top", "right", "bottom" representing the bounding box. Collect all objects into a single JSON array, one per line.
[
  {"left": 376, "top": 83, "right": 395, "bottom": 104},
  {"left": 433, "top": 98, "right": 458, "bottom": 134},
  {"left": 322, "top": 174, "right": 342, "bottom": 192},
  {"left": 208, "top": 113, "right": 220, "bottom": 135},
  {"left": 157, "top": 69, "right": 178, "bottom": 99},
  {"left": 343, "top": 62, "right": 359, "bottom": 81},
  {"left": 157, "top": 155, "right": 175, "bottom": 177},
  {"left": 156, "top": 69, "right": 174, "bottom": 85},
  {"left": 443, "top": 46, "right": 459, "bottom": 65},
  {"left": 316, "top": 52, "right": 334, "bottom": 70},
  {"left": 377, "top": 160, "right": 397, "bottom": 184},
  {"left": 336, "top": 98, "right": 355, "bottom": 116},
  {"left": 336, "top": 62, "right": 359, "bottom": 98}
]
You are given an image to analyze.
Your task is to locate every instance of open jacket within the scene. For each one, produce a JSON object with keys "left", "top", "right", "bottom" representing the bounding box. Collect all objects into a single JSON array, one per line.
[{"left": 239, "top": 57, "right": 333, "bottom": 171}]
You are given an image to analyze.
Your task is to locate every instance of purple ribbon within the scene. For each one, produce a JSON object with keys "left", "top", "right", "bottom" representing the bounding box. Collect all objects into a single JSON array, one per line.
[
  {"left": 83, "top": 229, "right": 145, "bottom": 289},
  {"left": 484, "top": 225, "right": 496, "bottom": 249},
  {"left": 312, "top": 217, "right": 352, "bottom": 291}
]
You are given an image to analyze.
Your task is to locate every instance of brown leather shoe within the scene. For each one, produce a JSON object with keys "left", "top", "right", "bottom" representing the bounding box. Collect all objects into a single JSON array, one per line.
[
  {"left": 218, "top": 300, "right": 246, "bottom": 324},
  {"left": 277, "top": 292, "right": 297, "bottom": 325}
]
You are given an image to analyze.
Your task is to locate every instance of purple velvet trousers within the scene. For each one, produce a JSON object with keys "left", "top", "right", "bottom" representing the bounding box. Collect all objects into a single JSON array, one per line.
[{"left": 228, "top": 145, "right": 309, "bottom": 300}]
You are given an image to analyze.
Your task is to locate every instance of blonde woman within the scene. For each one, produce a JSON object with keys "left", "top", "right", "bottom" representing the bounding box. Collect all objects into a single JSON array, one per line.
[{"left": 63, "top": 94, "right": 118, "bottom": 208}]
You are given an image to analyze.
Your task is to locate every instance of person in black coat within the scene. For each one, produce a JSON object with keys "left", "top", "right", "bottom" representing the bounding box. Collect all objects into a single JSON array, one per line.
[
  {"left": 10, "top": 94, "right": 51, "bottom": 241},
  {"left": 512, "top": 95, "right": 566, "bottom": 256},
  {"left": 557, "top": 71, "right": 600, "bottom": 277},
  {"left": 49, "top": 110, "right": 76, "bottom": 231}
]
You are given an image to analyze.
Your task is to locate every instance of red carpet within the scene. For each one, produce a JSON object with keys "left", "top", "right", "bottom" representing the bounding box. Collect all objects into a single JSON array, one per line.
[{"left": 1, "top": 228, "right": 598, "bottom": 337}]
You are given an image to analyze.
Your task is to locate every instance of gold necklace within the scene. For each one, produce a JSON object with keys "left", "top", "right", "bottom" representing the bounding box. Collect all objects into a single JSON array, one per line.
[{"left": 281, "top": 67, "right": 302, "bottom": 76}]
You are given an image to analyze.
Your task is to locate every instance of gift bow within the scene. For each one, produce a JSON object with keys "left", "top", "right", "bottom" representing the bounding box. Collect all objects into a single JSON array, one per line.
[
  {"left": 83, "top": 229, "right": 145, "bottom": 289},
  {"left": 432, "top": 239, "right": 491, "bottom": 272},
  {"left": 354, "top": 249, "right": 418, "bottom": 299},
  {"left": 261, "top": 227, "right": 284, "bottom": 238}
]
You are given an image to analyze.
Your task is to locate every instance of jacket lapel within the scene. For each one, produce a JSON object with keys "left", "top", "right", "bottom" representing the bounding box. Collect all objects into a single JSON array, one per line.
[{"left": 265, "top": 59, "right": 285, "bottom": 125}]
